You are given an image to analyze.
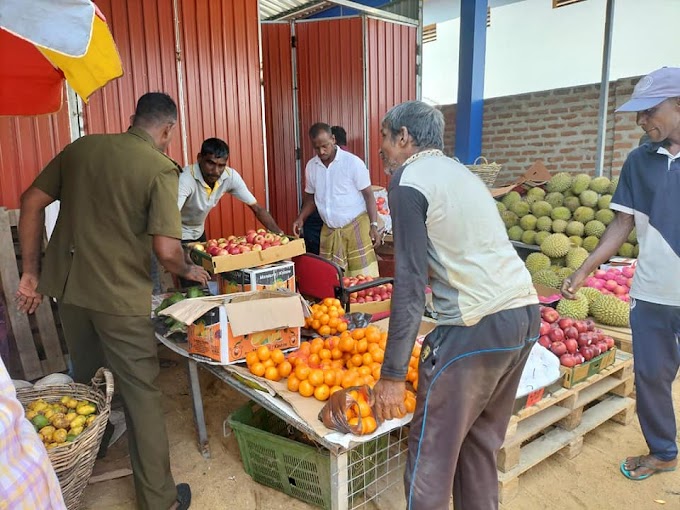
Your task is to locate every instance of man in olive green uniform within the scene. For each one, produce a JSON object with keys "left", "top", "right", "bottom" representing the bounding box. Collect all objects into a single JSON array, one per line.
[{"left": 15, "top": 93, "right": 207, "bottom": 510}]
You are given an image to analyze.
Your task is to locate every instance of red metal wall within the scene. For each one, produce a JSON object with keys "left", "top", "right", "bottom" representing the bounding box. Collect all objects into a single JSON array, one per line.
[
  {"left": 0, "top": 109, "right": 71, "bottom": 209},
  {"left": 85, "top": 0, "right": 184, "bottom": 162},
  {"left": 296, "top": 18, "right": 366, "bottom": 165},
  {"left": 261, "top": 22, "right": 298, "bottom": 233},
  {"left": 179, "top": 0, "right": 266, "bottom": 238},
  {"left": 366, "top": 19, "right": 417, "bottom": 187}
]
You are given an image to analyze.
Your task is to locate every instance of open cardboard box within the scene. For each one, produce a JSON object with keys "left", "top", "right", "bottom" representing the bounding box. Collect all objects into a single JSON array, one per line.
[
  {"left": 190, "top": 237, "right": 306, "bottom": 274},
  {"left": 160, "top": 290, "right": 309, "bottom": 364},
  {"left": 490, "top": 160, "right": 552, "bottom": 198}
]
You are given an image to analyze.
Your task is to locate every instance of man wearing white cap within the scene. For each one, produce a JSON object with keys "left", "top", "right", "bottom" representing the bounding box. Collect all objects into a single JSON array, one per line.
[{"left": 562, "top": 67, "right": 680, "bottom": 481}]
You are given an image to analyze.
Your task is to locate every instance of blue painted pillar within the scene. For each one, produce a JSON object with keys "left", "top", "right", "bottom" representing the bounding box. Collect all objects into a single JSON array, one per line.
[{"left": 454, "top": 0, "right": 487, "bottom": 164}]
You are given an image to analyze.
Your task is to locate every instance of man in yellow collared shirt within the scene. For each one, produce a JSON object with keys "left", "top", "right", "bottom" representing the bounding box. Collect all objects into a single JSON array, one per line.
[{"left": 178, "top": 138, "right": 283, "bottom": 242}]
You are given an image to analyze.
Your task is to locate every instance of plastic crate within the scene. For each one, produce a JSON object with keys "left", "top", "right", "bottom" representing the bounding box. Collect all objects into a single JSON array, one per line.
[{"left": 228, "top": 402, "right": 389, "bottom": 509}]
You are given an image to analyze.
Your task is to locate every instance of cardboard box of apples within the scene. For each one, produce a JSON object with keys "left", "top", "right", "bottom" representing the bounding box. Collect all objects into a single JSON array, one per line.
[
  {"left": 345, "top": 275, "right": 393, "bottom": 315},
  {"left": 538, "top": 305, "right": 617, "bottom": 388},
  {"left": 189, "top": 229, "right": 306, "bottom": 274}
]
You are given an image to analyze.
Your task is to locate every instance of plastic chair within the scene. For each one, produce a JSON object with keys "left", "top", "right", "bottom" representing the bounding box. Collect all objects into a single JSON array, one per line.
[{"left": 292, "top": 253, "right": 393, "bottom": 312}]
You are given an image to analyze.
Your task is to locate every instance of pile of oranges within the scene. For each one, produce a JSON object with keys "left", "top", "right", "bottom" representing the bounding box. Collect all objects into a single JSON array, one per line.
[
  {"left": 304, "top": 298, "right": 349, "bottom": 337},
  {"left": 343, "top": 389, "right": 417, "bottom": 435}
]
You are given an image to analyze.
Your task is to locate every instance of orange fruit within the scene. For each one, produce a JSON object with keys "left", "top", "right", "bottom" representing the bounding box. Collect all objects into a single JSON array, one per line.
[
  {"left": 356, "top": 339, "right": 368, "bottom": 354},
  {"left": 323, "top": 370, "right": 336, "bottom": 386},
  {"left": 295, "top": 364, "right": 311, "bottom": 381},
  {"left": 319, "top": 348, "right": 332, "bottom": 360},
  {"left": 371, "top": 365, "right": 381, "bottom": 381},
  {"left": 409, "top": 356, "right": 418, "bottom": 368},
  {"left": 336, "top": 321, "right": 348, "bottom": 333},
  {"left": 245, "top": 351, "right": 259, "bottom": 367},
  {"left": 329, "top": 328, "right": 337, "bottom": 336},
  {"left": 305, "top": 316, "right": 313, "bottom": 328},
  {"left": 378, "top": 337, "right": 387, "bottom": 350},
  {"left": 352, "top": 328, "right": 365, "bottom": 340},
  {"left": 348, "top": 416, "right": 359, "bottom": 428},
  {"left": 341, "top": 372, "right": 358, "bottom": 389},
  {"left": 404, "top": 396, "right": 416, "bottom": 413},
  {"left": 314, "top": 384, "right": 330, "bottom": 401},
  {"left": 323, "top": 297, "right": 335, "bottom": 307},
  {"left": 331, "top": 348, "right": 343, "bottom": 360},
  {"left": 362, "top": 352, "right": 373, "bottom": 366},
  {"left": 311, "top": 338, "right": 324, "bottom": 353},
  {"left": 339, "top": 336, "right": 354, "bottom": 353},
  {"left": 320, "top": 360, "right": 333, "bottom": 370},
  {"left": 278, "top": 361, "right": 292, "bottom": 378},
  {"left": 313, "top": 310, "right": 324, "bottom": 320},
  {"left": 299, "top": 342, "right": 311, "bottom": 355},
  {"left": 320, "top": 305, "right": 328, "bottom": 313},
  {"left": 318, "top": 325, "right": 331, "bottom": 337},
  {"left": 287, "top": 374, "right": 301, "bottom": 392},
  {"left": 265, "top": 366, "right": 280, "bottom": 381},
  {"left": 263, "top": 359, "right": 275, "bottom": 369},
  {"left": 333, "top": 298, "right": 342, "bottom": 308},
  {"left": 330, "top": 385, "right": 344, "bottom": 395},
  {"left": 299, "top": 380, "right": 314, "bottom": 397},
  {"left": 256, "top": 346, "right": 271, "bottom": 362},
  {"left": 350, "top": 354, "right": 364, "bottom": 368},
  {"left": 407, "top": 369, "right": 417, "bottom": 383},
  {"left": 361, "top": 416, "right": 377, "bottom": 435},
  {"left": 363, "top": 375, "right": 376, "bottom": 387},
  {"left": 372, "top": 349, "right": 384, "bottom": 363},
  {"left": 328, "top": 309, "right": 340, "bottom": 319},
  {"left": 358, "top": 366, "right": 372, "bottom": 377},
  {"left": 349, "top": 390, "right": 360, "bottom": 401},
  {"left": 311, "top": 319, "right": 321, "bottom": 330},
  {"left": 308, "top": 369, "right": 325, "bottom": 387},
  {"left": 331, "top": 360, "right": 345, "bottom": 370},
  {"left": 328, "top": 317, "right": 340, "bottom": 329},
  {"left": 270, "top": 349, "right": 285, "bottom": 365},
  {"left": 413, "top": 378, "right": 418, "bottom": 391},
  {"left": 319, "top": 314, "right": 330, "bottom": 326},
  {"left": 250, "top": 362, "right": 266, "bottom": 377},
  {"left": 357, "top": 399, "right": 372, "bottom": 418},
  {"left": 308, "top": 353, "right": 321, "bottom": 367}
]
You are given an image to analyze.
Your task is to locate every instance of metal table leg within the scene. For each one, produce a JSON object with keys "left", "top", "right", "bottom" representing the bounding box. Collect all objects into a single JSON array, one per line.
[
  {"left": 330, "top": 449, "right": 349, "bottom": 510},
  {"left": 186, "top": 358, "right": 211, "bottom": 459}
]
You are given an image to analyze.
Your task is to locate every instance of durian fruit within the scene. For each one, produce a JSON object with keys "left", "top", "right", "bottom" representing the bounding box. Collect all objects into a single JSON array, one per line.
[
  {"left": 595, "top": 209, "right": 615, "bottom": 226},
  {"left": 535, "top": 231, "right": 551, "bottom": 246},
  {"left": 546, "top": 172, "right": 573, "bottom": 193},
  {"left": 510, "top": 201, "right": 530, "bottom": 217},
  {"left": 519, "top": 214, "right": 538, "bottom": 231},
  {"left": 531, "top": 201, "right": 553, "bottom": 218},
  {"left": 566, "top": 221, "right": 585, "bottom": 237},
  {"left": 608, "top": 175, "right": 619, "bottom": 195},
  {"left": 521, "top": 230, "right": 537, "bottom": 245},
  {"left": 569, "top": 236, "right": 583, "bottom": 248},
  {"left": 501, "top": 211, "right": 519, "bottom": 228},
  {"left": 545, "top": 192, "right": 565, "bottom": 208},
  {"left": 552, "top": 219, "right": 568, "bottom": 233},
  {"left": 573, "top": 206, "right": 595, "bottom": 223},
  {"left": 618, "top": 242, "right": 635, "bottom": 257},
  {"left": 497, "top": 201, "right": 507, "bottom": 213},
  {"left": 540, "top": 233, "right": 571, "bottom": 258},
  {"left": 566, "top": 246, "right": 589, "bottom": 270},
  {"left": 583, "top": 236, "right": 600, "bottom": 252},
  {"left": 525, "top": 187, "right": 546, "bottom": 204},
  {"left": 533, "top": 269, "right": 562, "bottom": 289},
  {"left": 501, "top": 191, "right": 522, "bottom": 208},
  {"left": 627, "top": 228, "right": 637, "bottom": 244},
  {"left": 584, "top": 220, "right": 606, "bottom": 238},
  {"left": 564, "top": 196, "right": 581, "bottom": 213},
  {"left": 551, "top": 206, "right": 571, "bottom": 221},
  {"left": 589, "top": 176, "right": 611, "bottom": 194},
  {"left": 556, "top": 292, "right": 590, "bottom": 320},
  {"left": 571, "top": 173, "right": 592, "bottom": 194},
  {"left": 536, "top": 216, "right": 553, "bottom": 232},
  {"left": 525, "top": 252, "right": 551, "bottom": 275},
  {"left": 590, "top": 293, "right": 630, "bottom": 327},
  {"left": 557, "top": 266, "right": 574, "bottom": 281},
  {"left": 508, "top": 226, "right": 524, "bottom": 241},
  {"left": 597, "top": 194, "right": 612, "bottom": 210},
  {"left": 579, "top": 287, "right": 602, "bottom": 308},
  {"left": 634, "top": 245, "right": 640, "bottom": 257},
  {"left": 579, "top": 190, "right": 599, "bottom": 208}
]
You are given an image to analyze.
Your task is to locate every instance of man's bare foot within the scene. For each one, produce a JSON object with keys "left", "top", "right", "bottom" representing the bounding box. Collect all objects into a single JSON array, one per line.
[{"left": 621, "top": 455, "right": 677, "bottom": 480}]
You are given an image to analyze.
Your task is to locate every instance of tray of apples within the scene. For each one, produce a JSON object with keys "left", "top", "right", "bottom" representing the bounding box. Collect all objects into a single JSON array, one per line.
[
  {"left": 538, "top": 306, "right": 616, "bottom": 368},
  {"left": 344, "top": 275, "right": 393, "bottom": 304},
  {"left": 193, "top": 229, "right": 291, "bottom": 256}
]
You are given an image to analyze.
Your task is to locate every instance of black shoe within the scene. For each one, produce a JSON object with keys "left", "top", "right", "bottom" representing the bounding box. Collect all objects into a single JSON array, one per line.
[{"left": 176, "top": 483, "right": 191, "bottom": 510}]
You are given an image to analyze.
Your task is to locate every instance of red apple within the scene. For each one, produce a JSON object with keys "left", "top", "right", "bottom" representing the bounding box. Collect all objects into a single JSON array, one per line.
[
  {"left": 538, "top": 335, "right": 551, "bottom": 349},
  {"left": 542, "top": 308, "right": 560, "bottom": 324},
  {"left": 577, "top": 333, "right": 591, "bottom": 347},
  {"left": 560, "top": 354, "right": 576, "bottom": 367},
  {"left": 540, "top": 321, "right": 551, "bottom": 336},
  {"left": 551, "top": 341, "right": 567, "bottom": 356},
  {"left": 549, "top": 328, "right": 565, "bottom": 343},
  {"left": 564, "top": 338, "right": 578, "bottom": 354},
  {"left": 216, "top": 248, "right": 228, "bottom": 256},
  {"left": 603, "top": 336, "right": 615, "bottom": 349},
  {"left": 574, "top": 321, "right": 588, "bottom": 334},
  {"left": 252, "top": 244, "right": 262, "bottom": 251},
  {"left": 558, "top": 318, "right": 574, "bottom": 330}
]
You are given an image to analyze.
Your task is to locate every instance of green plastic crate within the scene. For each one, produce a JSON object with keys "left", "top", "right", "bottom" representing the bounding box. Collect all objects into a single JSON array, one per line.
[{"left": 228, "top": 402, "right": 389, "bottom": 509}]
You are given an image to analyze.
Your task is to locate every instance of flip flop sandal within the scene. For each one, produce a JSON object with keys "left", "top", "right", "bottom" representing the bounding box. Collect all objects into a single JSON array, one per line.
[
  {"left": 176, "top": 483, "right": 192, "bottom": 510},
  {"left": 620, "top": 456, "right": 677, "bottom": 481}
]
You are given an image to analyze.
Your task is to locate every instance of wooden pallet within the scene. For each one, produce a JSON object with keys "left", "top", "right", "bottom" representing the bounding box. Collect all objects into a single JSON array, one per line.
[
  {"left": 0, "top": 207, "right": 67, "bottom": 380},
  {"left": 497, "top": 351, "right": 635, "bottom": 503}
]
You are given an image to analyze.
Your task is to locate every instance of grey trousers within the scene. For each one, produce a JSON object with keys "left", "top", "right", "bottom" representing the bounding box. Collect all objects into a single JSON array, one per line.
[{"left": 405, "top": 304, "right": 540, "bottom": 510}]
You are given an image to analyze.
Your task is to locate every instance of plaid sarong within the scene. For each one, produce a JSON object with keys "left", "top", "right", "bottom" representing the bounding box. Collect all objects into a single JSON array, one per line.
[{"left": 320, "top": 213, "right": 379, "bottom": 277}]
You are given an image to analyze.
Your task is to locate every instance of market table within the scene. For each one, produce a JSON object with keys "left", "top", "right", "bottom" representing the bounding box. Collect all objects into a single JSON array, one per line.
[{"left": 154, "top": 325, "right": 411, "bottom": 510}]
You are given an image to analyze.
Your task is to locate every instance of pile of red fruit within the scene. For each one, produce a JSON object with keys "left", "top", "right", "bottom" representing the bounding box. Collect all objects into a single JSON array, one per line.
[
  {"left": 193, "top": 229, "right": 290, "bottom": 256},
  {"left": 583, "top": 266, "right": 635, "bottom": 303},
  {"left": 342, "top": 275, "right": 393, "bottom": 304},
  {"left": 539, "top": 306, "right": 615, "bottom": 368}
]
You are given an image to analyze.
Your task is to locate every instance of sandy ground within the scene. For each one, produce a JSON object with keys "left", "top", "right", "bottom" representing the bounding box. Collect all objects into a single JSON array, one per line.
[{"left": 82, "top": 346, "right": 680, "bottom": 510}]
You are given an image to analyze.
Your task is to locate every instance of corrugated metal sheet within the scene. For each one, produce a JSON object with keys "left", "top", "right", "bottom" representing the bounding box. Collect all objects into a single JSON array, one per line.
[
  {"left": 0, "top": 107, "right": 71, "bottom": 208},
  {"left": 260, "top": 0, "right": 331, "bottom": 20},
  {"left": 296, "top": 17, "right": 366, "bottom": 166},
  {"left": 261, "top": 23, "right": 298, "bottom": 232},
  {"left": 366, "top": 18, "right": 417, "bottom": 187},
  {"left": 84, "top": 0, "right": 184, "bottom": 163},
  {"left": 179, "top": 0, "right": 266, "bottom": 238}
]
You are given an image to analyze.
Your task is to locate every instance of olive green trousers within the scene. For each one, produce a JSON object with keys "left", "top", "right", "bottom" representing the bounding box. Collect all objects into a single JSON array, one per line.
[{"left": 58, "top": 302, "right": 177, "bottom": 510}]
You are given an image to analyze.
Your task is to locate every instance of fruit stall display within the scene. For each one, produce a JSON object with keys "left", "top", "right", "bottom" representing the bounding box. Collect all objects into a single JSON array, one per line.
[
  {"left": 24, "top": 397, "right": 99, "bottom": 449},
  {"left": 343, "top": 275, "right": 393, "bottom": 305},
  {"left": 538, "top": 306, "right": 616, "bottom": 369},
  {"left": 192, "top": 229, "right": 291, "bottom": 256}
]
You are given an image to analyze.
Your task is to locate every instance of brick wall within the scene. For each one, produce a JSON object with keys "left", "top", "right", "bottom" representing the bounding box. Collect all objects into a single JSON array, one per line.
[{"left": 440, "top": 76, "right": 642, "bottom": 184}]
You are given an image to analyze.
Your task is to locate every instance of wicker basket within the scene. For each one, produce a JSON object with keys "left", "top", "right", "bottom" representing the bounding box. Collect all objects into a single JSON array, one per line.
[
  {"left": 466, "top": 156, "right": 502, "bottom": 187},
  {"left": 16, "top": 368, "right": 114, "bottom": 510}
]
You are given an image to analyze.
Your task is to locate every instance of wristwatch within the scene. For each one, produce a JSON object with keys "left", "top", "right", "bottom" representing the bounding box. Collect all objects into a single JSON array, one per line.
[{"left": 370, "top": 221, "right": 379, "bottom": 228}]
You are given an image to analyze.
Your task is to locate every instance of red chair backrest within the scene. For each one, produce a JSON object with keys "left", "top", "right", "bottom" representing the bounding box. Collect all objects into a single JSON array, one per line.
[{"left": 293, "top": 254, "right": 342, "bottom": 301}]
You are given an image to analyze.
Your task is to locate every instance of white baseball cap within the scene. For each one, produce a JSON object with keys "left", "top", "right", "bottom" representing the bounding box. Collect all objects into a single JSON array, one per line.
[{"left": 617, "top": 67, "right": 680, "bottom": 112}]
